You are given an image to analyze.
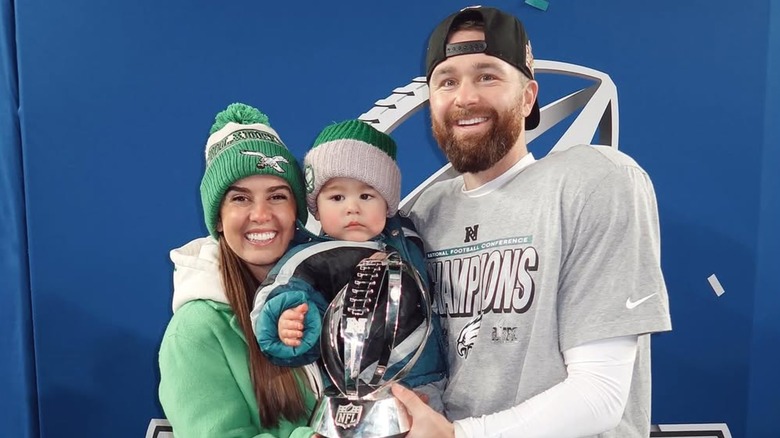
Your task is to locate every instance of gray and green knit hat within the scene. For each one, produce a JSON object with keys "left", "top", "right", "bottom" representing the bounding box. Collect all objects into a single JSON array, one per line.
[
  {"left": 200, "top": 103, "right": 307, "bottom": 237},
  {"left": 304, "top": 120, "right": 401, "bottom": 217}
]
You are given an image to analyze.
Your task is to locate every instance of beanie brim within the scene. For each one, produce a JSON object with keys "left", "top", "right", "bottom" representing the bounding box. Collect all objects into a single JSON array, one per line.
[{"left": 304, "top": 139, "right": 401, "bottom": 218}]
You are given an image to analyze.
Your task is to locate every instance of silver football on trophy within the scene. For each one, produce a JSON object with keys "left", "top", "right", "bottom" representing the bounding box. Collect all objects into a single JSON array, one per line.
[{"left": 310, "top": 251, "right": 432, "bottom": 438}]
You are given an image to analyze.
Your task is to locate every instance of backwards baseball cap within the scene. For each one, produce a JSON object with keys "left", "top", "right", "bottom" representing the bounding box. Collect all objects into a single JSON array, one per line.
[{"left": 425, "top": 6, "right": 540, "bottom": 130}]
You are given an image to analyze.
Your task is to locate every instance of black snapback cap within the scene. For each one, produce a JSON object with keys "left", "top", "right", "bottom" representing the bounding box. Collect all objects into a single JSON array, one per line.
[{"left": 425, "top": 6, "right": 540, "bottom": 130}]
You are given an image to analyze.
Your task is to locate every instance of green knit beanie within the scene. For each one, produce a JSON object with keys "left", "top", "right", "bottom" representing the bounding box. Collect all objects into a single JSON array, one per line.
[
  {"left": 304, "top": 120, "right": 401, "bottom": 217},
  {"left": 200, "top": 103, "right": 307, "bottom": 237}
]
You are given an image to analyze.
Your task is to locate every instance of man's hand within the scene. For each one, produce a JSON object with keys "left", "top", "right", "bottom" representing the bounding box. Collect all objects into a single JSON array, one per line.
[
  {"left": 278, "top": 303, "right": 307, "bottom": 347},
  {"left": 414, "top": 391, "right": 430, "bottom": 405},
  {"left": 392, "top": 384, "right": 455, "bottom": 438}
]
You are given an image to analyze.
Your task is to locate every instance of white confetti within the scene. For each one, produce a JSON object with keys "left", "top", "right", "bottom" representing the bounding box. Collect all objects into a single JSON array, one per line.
[{"left": 708, "top": 274, "right": 725, "bottom": 296}]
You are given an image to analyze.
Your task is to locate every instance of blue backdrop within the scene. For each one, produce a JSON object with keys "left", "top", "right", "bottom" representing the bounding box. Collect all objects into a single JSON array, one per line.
[{"left": 1, "top": 0, "right": 778, "bottom": 437}]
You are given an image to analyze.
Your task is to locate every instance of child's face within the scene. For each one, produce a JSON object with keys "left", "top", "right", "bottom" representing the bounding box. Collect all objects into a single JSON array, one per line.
[{"left": 315, "top": 177, "right": 388, "bottom": 242}]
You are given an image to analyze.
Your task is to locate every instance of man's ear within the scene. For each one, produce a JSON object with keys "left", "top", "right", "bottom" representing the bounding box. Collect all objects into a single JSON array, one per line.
[{"left": 523, "top": 80, "right": 539, "bottom": 118}]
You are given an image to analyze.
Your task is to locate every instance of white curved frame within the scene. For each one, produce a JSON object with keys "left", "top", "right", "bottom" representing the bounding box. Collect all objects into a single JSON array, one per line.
[{"left": 305, "top": 60, "right": 619, "bottom": 232}]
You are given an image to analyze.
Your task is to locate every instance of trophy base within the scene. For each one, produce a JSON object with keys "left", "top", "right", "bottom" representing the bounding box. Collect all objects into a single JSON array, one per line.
[{"left": 310, "top": 387, "right": 410, "bottom": 438}]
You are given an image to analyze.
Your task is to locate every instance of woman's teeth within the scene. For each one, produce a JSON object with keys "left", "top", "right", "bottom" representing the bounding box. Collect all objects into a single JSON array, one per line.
[{"left": 246, "top": 232, "right": 275, "bottom": 242}]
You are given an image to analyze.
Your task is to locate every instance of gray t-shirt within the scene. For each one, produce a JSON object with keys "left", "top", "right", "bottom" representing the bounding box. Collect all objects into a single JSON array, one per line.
[{"left": 409, "top": 144, "right": 672, "bottom": 437}]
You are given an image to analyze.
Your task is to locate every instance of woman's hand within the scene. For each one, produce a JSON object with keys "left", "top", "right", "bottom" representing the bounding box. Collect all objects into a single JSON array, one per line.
[{"left": 277, "top": 303, "right": 308, "bottom": 347}]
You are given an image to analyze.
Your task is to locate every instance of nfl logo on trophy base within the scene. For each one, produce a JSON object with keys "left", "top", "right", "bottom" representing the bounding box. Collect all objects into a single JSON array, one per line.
[
  {"left": 335, "top": 403, "right": 362, "bottom": 429},
  {"left": 310, "top": 252, "right": 432, "bottom": 438}
]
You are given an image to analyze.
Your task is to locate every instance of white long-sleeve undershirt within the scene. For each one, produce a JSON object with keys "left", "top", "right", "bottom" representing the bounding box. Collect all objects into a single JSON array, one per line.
[{"left": 453, "top": 335, "right": 638, "bottom": 438}]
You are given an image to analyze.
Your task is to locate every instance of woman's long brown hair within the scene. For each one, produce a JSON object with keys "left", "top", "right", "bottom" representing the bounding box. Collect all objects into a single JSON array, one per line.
[{"left": 218, "top": 237, "right": 308, "bottom": 427}]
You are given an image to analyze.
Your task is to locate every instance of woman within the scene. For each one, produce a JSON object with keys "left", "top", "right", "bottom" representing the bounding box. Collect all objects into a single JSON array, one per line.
[{"left": 158, "top": 103, "right": 321, "bottom": 437}]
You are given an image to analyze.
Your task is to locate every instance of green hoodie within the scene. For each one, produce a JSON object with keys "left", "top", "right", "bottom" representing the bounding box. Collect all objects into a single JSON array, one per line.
[{"left": 159, "top": 237, "right": 320, "bottom": 438}]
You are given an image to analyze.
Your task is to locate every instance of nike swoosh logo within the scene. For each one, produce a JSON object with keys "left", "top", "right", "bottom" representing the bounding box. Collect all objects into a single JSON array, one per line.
[{"left": 625, "top": 293, "right": 658, "bottom": 309}]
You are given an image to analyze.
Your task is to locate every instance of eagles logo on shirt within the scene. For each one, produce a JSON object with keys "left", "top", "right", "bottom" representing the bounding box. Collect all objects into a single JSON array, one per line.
[{"left": 456, "top": 313, "right": 482, "bottom": 359}]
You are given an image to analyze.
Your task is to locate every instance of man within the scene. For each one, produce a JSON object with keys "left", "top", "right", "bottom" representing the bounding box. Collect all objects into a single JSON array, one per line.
[{"left": 391, "top": 6, "right": 672, "bottom": 437}]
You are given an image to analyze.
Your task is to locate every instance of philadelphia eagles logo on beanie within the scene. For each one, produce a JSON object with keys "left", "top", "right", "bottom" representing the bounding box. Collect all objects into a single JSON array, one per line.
[
  {"left": 239, "top": 150, "right": 290, "bottom": 172},
  {"left": 304, "top": 164, "right": 315, "bottom": 193}
]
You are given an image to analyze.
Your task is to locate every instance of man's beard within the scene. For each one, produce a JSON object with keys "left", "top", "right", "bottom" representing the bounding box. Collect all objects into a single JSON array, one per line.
[{"left": 432, "top": 102, "right": 524, "bottom": 174}]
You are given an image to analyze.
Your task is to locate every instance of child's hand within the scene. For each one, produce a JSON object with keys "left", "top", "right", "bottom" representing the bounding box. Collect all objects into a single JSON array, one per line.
[
  {"left": 278, "top": 303, "right": 308, "bottom": 347},
  {"left": 368, "top": 251, "right": 388, "bottom": 261}
]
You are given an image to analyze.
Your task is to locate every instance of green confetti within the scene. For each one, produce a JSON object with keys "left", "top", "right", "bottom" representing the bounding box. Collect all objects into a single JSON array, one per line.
[{"left": 525, "top": 0, "right": 549, "bottom": 11}]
